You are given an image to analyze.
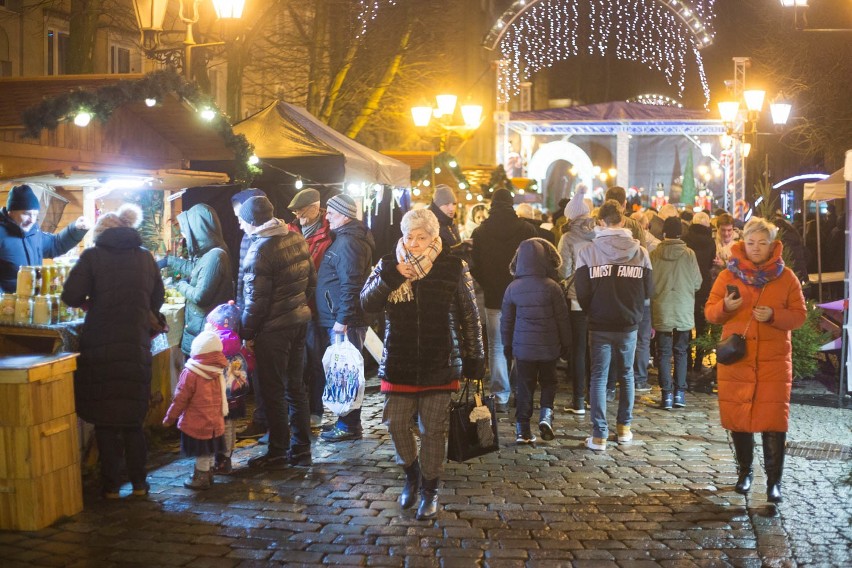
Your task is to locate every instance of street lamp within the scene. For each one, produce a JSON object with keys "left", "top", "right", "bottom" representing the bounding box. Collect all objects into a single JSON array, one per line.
[
  {"left": 132, "top": 0, "right": 247, "bottom": 79},
  {"left": 410, "top": 94, "right": 483, "bottom": 151}
]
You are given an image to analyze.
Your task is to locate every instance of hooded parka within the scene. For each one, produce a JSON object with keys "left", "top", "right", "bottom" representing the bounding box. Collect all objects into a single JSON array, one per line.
[
  {"left": 649, "top": 239, "right": 702, "bottom": 332},
  {"left": 501, "top": 239, "right": 571, "bottom": 361},
  {"left": 61, "top": 227, "right": 165, "bottom": 426},
  {"left": 705, "top": 241, "right": 806, "bottom": 433},
  {"left": 168, "top": 204, "right": 233, "bottom": 355}
]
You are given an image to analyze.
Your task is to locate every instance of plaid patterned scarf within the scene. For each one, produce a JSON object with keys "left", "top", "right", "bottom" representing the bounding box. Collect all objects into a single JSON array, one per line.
[
  {"left": 388, "top": 236, "right": 443, "bottom": 304},
  {"left": 727, "top": 240, "right": 785, "bottom": 288}
]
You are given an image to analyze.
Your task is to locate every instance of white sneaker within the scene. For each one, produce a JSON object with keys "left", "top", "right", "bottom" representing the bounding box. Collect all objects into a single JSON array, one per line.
[
  {"left": 585, "top": 436, "right": 607, "bottom": 451},
  {"left": 616, "top": 425, "right": 633, "bottom": 444},
  {"left": 564, "top": 407, "right": 586, "bottom": 415},
  {"left": 310, "top": 415, "right": 322, "bottom": 429}
]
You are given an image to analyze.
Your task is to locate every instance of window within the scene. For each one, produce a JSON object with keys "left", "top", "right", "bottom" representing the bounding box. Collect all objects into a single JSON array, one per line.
[
  {"left": 110, "top": 45, "right": 131, "bottom": 74},
  {"left": 46, "top": 28, "right": 69, "bottom": 75}
]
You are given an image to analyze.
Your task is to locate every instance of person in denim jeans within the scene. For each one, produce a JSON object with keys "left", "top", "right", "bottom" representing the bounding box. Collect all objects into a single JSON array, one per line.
[
  {"left": 650, "top": 217, "right": 702, "bottom": 410},
  {"left": 575, "top": 201, "right": 653, "bottom": 451}
]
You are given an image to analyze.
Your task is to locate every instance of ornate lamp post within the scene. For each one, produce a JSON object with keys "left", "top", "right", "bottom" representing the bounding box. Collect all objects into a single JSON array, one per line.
[
  {"left": 132, "top": 0, "right": 246, "bottom": 79},
  {"left": 410, "top": 94, "right": 483, "bottom": 152}
]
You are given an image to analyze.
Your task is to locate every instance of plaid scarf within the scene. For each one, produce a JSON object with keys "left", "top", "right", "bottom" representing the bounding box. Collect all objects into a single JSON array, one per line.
[
  {"left": 388, "top": 236, "right": 443, "bottom": 304},
  {"left": 727, "top": 240, "right": 785, "bottom": 288}
]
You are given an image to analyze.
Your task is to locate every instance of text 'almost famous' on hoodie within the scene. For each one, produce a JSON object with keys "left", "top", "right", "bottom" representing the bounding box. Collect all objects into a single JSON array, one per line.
[{"left": 574, "top": 226, "right": 653, "bottom": 332}]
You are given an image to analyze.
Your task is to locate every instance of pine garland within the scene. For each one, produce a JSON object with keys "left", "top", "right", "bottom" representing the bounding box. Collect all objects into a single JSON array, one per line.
[{"left": 20, "top": 69, "right": 259, "bottom": 185}]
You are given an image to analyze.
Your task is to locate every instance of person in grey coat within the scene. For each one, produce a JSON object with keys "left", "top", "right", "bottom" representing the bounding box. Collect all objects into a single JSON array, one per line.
[{"left": 163, "top": 204, "right": 233, "bottom": 356}]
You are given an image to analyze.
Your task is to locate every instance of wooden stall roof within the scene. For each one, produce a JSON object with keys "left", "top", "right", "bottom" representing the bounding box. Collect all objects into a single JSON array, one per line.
[
  {"left": 0, "top": 74, "right": 234, "bottom": 161},
  {"left": 0, "top": 165, "right": 229, "bottom": 191}
]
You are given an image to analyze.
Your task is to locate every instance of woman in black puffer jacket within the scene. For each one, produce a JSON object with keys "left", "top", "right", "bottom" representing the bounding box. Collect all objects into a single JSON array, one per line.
[
  {"left": 62, "top": 204, "right": 164, "bottom": 498},
  {"left": 361, "top": 208, "right": 484, "bottom": 521}
]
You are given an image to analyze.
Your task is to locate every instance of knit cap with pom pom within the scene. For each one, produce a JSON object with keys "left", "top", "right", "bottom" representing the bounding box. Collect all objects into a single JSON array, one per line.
[{"left": 93, "top": 203, "right": 144, "bottom": 238}]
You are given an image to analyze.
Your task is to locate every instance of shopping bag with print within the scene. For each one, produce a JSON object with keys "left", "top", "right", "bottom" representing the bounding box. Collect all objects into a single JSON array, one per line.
[{"left": 321, "top": 334, "right": 366, "bottom": 416}]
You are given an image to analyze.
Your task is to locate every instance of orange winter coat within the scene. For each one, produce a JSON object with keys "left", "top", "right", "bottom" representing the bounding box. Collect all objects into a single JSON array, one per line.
[{"left": 705, "top": 241, "right": 806, "bottom": 433}]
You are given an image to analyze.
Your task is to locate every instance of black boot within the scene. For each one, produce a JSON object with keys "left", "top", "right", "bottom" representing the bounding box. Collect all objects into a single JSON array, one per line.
[
  {"left": 538, "top": 408, "right": 554, "bottom": 441},
  {"left": 730, "top": 431, "right": 754, "bottom": 494},
  {"left": 399, "top": 459, "right": 420, "bottom": 510},
  {"left": 762, "top": 432, "right": 786, "bottom": 503},
  {"left": 415, "top": 477, "right": 439, "bottom": 520}
]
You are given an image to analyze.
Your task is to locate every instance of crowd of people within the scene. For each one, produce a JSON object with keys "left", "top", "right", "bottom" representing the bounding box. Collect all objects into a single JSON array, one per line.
[{"left": 0, "top": 178, "right": 815, "bottom": 517}]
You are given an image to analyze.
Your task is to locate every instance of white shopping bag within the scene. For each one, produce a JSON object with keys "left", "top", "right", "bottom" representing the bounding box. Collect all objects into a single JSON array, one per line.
[{"left": 321, "top": 334, "right": 366, "bottom": 416}]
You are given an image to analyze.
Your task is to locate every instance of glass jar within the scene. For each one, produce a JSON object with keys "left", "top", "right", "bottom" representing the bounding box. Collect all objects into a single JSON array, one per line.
[
  {"left": 0, "top": 293, "right": 15, "bottom": 324},
  {"left": 32, "top": 296, "right": 51, "bottom": 325},
  {"left": 14, "top": 296, "right": 33, "bottom": 324},
  {"left": 50, "top": 294, "right": 60, "bottom": 324},
  {"left": 16, "top": 266, "right": 35, "bottom": 297}
]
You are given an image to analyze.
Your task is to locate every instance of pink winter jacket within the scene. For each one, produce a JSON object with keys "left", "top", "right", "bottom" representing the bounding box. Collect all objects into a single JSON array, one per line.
[{"left": 164, "top": 351, "right": 229, "bottom": 439}]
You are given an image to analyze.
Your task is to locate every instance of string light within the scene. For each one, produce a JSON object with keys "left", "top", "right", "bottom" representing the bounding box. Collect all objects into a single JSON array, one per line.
[
  {"left": 355, "top": 1, "right": 398, "bottom": 40},
  {"left": 73, "top": 111, "right": 92, "bottom": 127},
  {"left": 627, "top": 93, "right": 684, "bottom": 107},
  {"left": 489, "top": 0, "right": 714, "bottom": 107}
]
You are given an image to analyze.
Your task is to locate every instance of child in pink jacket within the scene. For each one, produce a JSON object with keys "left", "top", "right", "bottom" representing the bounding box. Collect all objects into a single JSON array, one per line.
[{"left": 163, "top": 330, "right": 230, "bottom": 490}]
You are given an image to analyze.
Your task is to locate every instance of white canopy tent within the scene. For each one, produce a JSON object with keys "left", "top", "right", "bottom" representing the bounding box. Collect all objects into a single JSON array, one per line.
[{"left": 803, "top": 151, "right": 852, "bottom": 395}]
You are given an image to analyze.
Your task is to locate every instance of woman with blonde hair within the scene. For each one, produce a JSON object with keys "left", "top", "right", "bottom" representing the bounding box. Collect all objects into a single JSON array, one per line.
[
  {"left": 705, "top": 217, "right": 806, "bottom": 503},
  {"left": 361, "top": 208, "right": 484, "bottom": 520}
]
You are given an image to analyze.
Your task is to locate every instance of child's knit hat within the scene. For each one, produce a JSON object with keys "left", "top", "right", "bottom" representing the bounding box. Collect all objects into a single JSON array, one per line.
[
  {"left": 206, "top": 300, "right": 241, "bottom": 332},
  {"left": 190, "top": 330, "right": 223, "bottom": 358}
]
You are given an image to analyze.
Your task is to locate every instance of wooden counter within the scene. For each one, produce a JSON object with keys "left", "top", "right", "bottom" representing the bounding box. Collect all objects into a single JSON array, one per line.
[{"left": 0, "top": 353, "right": 82, "bottom": 531}]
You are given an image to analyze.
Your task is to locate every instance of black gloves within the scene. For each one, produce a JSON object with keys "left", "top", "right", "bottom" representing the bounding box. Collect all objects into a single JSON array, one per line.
[
  {"left": 380, "top": 259, "right": 406, "bottom": 288},
  {"left": 462, "top": 357, "right": 485, "bottom": 380}
]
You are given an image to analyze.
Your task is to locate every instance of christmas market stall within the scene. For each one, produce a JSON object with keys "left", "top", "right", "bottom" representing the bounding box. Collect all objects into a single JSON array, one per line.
[{"left": 0, "top": 71, "right": 254, "bottom": 529}]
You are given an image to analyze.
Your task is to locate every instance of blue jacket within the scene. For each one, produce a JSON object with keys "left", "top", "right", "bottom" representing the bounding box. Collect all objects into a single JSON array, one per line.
[
  {"left": 501, "top": 239, "right": 571, "bottom": 361},
  {"left": 316, "top": 220, "right": 374, "bottom": 328},
  {"left": 0, "top": 209, "right": 88, "bottom": 292}
]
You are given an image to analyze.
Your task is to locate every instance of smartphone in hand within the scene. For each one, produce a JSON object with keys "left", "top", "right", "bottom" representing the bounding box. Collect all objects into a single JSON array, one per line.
[{"left": 726, "top": 284, "right": 741, "bottom": 300}]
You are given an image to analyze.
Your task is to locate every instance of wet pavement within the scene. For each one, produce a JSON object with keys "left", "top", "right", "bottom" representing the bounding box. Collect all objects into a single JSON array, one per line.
[{"left": 2, "top": 377, "right": 851, "bottom": 567}]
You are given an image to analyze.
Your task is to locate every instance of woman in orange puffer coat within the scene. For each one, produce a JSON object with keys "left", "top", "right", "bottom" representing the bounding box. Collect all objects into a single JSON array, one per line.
[{"left": 705, "top": 217, "right": 806, "bottom": 504}]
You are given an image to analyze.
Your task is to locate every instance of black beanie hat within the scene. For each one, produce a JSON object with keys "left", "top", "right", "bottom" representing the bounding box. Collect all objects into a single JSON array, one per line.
[
  {"left": 491, "top": 188, "right": 514, "bottom": 208},
  {"left": 663, "top": 216, "right": 683, "bottom": 238},
  {"left": 239, "top": 196, "right": 274, "bottom": 226},
  {"left": 7, "top": 185, "right": 40, "bottom": 211}
]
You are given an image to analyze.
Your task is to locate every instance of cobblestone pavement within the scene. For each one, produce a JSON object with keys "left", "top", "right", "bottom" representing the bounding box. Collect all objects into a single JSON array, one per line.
[{"left": 2, "top": 382, "right": 850, "bottom": 567}]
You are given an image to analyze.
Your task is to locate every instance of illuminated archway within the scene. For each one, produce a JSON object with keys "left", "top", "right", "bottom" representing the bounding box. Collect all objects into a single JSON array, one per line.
[
  {"left": 484, "top": 0, "right": 715, "bottom": 107},
  {"left": 527, "top": 140, "right": 595, "bottom": 204}
]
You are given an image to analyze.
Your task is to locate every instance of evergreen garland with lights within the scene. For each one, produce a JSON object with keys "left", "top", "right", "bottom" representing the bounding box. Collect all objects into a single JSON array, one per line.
[{"left": 20, "top": 69, "right": 259, "bottom": 185}]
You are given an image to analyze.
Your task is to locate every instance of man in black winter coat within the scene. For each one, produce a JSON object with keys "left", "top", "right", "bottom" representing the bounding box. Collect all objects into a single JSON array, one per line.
[
  {"left": 682, "top": 212, "right": 717, "bottom": 372},
  {"left": 239, "top": 196, "right": 316, "bottom": 469},
  {"left": 229, "top": 188, "right": 269, "bottom": 441},
  {"left": 471, "top": 189, "right": 537, "bottom": 410},
  {"left": 316, "top": 194, "right": 375, "bottom": 442}
]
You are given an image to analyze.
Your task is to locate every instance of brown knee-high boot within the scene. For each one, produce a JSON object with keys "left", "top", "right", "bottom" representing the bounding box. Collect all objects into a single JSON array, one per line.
[{"left": 730, "top": 431, "right": 754, "bottom": 494}]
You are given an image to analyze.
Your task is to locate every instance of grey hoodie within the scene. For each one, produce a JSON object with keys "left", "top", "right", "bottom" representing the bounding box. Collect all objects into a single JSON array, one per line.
[{"left": 574, "top": 227, "right": 653, "bottom": 332}]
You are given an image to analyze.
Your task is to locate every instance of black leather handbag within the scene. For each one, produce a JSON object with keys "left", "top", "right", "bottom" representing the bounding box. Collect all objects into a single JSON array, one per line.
[
  {"left": 716, "top": 333, "right": 746, "bottom": 365},
  {"left": 715, "top": 286, "right": 762, "bottom": 366},
  {"left": 447, "top": 380, "right": 499, "bottom": 462}
]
